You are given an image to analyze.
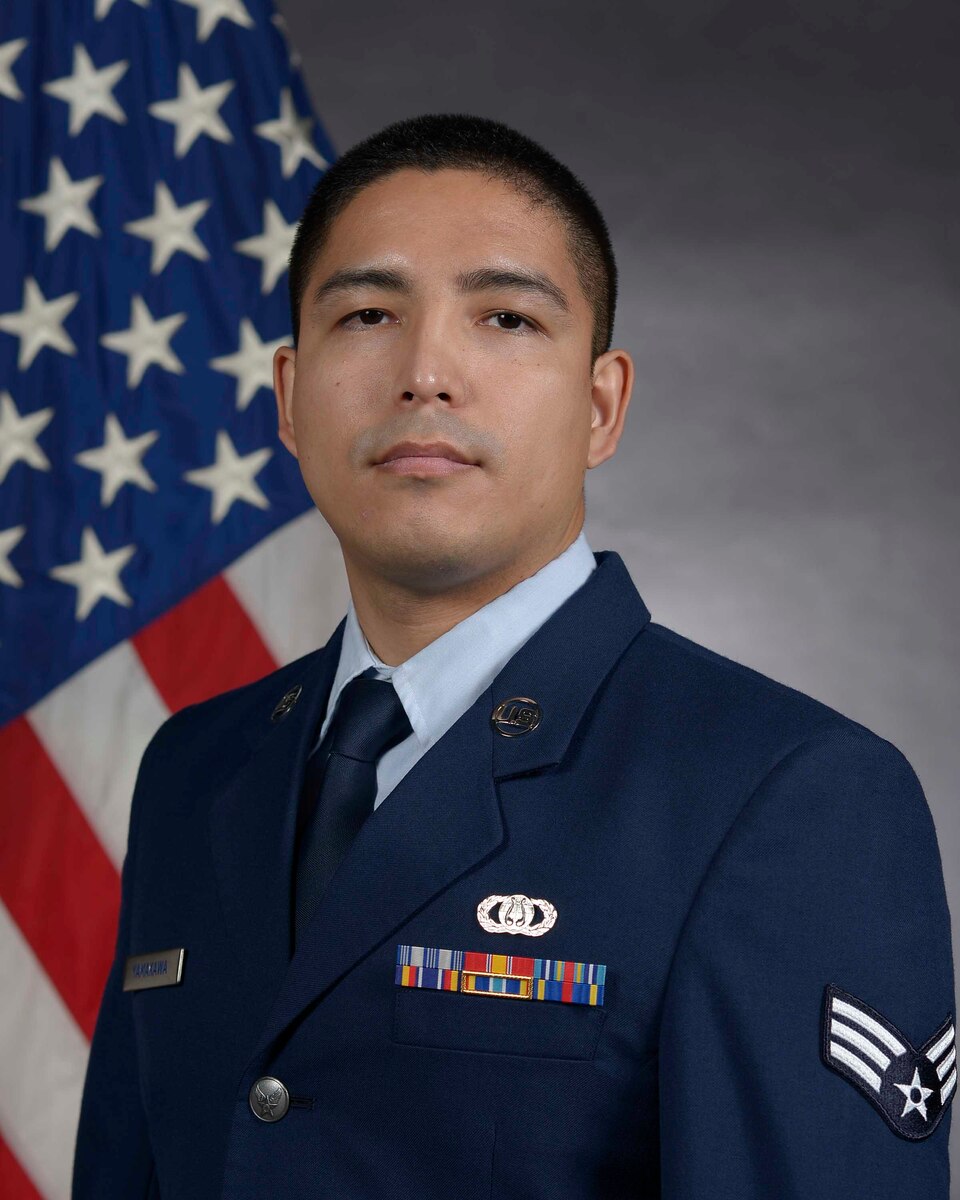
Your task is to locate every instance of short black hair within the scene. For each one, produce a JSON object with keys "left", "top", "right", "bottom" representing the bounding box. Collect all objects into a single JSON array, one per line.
[{"left": 287, "top": 113, "right": 617, "bottom": 364}]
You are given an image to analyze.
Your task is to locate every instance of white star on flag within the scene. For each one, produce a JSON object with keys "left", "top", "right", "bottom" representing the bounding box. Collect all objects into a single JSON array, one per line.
[
  {"left": 175, "top": 0, "right": 254, "bottom": 42},
  {"left": 234, "top": 199, "right": 297, "bottom": 293},
  {"left": 148, "top": 63, "right": 234, "bottom": 158},
  {"left": 42, "top": 44, "right": 129, "bottom": 136},
  {"left": 209, "top": 318, "right": 289, "bottom": 411},
  {"left": 124, "top": 181, "right": 210, "bottom": 274},
  {"left": 270, "top": 15, "right": 302, "bottom": 68},
  {"left": 95, "top": 0, "right": 150, "bottom": 18},
  {"left": 99, "top": 294, "right": 187, "bottom": 388},
  {"left": 0, "top": 391, "right": 54, "bottom": 484},
  {"left": 895, "top": 1068, "right": 934, "bottom": 1121},
  {"left": 0, "top": 276, "right": 79, "bottom": 370},
  {"left": 254, "top": 87, "right": 327, "bottom": 178},
  {"left": 0, "top": 524, "right": 26, "bottom": 589},
  {"left": 184, "top": 429, "right": 273, "bottom": 524},
  {"left": 0, "top": 37, "right": 28, "bottom": 102},
  {"left": 74, "top": 414, "right": 161, "bottom": 506},
  {"left": 48, "top": 525, "right": 137, "bottom": 621},
  {"left": 19, "top": 157, "right": 104, "bottom": 251}
]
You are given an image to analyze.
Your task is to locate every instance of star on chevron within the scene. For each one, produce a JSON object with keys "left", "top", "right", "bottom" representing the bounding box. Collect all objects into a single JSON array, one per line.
[
  {"left": 895, "top": 1068, "right": 934, "bottom": 1121},
  {"left": 124, "top": 181, "right": 210, "bottom": 273},
  {"left": 148, "top": 63, "right": 233, "bottom": 158},
  {"left": 0, "top": 391, "right": 54, "bottom": 485},
  {"left": 95, "top": 0, "right": 150, "bottom": 18},
  {"left": 175, "top": 0, "right": 253, "bottom": 42},
  {"left": 49, "top": 526, "right": 136, "bottom": 621},
  {"left": 19, "top": 157, "right": 104, "bottom": 250},
  {"left": 0, "top": 525, "right": 26, "bottom": 589},
  {"left": 42, "top": 44, "right": 128, "bottom": 136},
  {"left": 99, "top": 294, "right": 187, "bottom": 388},
  {"left": 209, "top": 318, "right": 289, "bottom": 411},
  {"left": 184, "top": 429, "right": 272, "bottom": 524},
  {"left": 254, "top": 88, "right": 327, "bottom": 179},
  {"left": 75, "top": 413, "right": 160, "bottom": 506},
  {"left": 234, "top": 200, "right": 296, "bottom": 294},
  {"left": 0, "top": 37, "right": 28, "bottom": 102},
  {"left": 0, "top": 277, "right": 79, "bottom": 370}
]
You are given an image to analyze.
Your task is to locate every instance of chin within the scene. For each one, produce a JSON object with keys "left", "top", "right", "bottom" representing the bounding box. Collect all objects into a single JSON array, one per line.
[{"left": 354, "top": 524, "right": 499, "bottom": 593}]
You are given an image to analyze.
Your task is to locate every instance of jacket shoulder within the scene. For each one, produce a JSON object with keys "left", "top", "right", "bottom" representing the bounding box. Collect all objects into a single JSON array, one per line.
[{"left": 632, "top": 618, "right": 897, "bottom": 753}]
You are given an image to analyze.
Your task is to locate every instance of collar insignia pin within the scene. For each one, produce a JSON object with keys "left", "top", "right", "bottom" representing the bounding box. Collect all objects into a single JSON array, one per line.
[
  {"left": 491, "top": 697, "right": 542, "bottom": 737},
  {"left": 271, "top": 684, "right": 303, "bottom": 722}
]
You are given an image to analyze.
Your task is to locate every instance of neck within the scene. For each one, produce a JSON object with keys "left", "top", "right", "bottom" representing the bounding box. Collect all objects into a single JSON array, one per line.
[{"left": 342, "top": 519, "right": 584, "bottom": 666}]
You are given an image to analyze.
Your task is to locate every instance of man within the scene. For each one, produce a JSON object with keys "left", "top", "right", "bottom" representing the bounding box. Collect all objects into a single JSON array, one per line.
[{"left": 73, "top": 113, "right": 954, "bottom": 1198}]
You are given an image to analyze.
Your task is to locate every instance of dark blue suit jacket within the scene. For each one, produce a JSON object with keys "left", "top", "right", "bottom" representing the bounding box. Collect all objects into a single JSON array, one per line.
[{"left": 72, "top": 550, "right": 955, "bottom": 1198}]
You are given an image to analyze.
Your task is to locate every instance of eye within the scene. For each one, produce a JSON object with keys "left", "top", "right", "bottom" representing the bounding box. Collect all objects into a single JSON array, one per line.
[
  {"left": 340, "top": 308, "right": 392, "bottom": 329},
  {"left": 482, "top": 311, "right": 537, "bottom": 334}
]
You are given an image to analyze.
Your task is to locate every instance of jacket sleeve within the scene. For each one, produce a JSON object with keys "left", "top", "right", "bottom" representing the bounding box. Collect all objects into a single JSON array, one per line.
[
  {"left": 71, "top": 722, "right": 168, "bottom": 1198},
  {"left": 658, "top": 724, "right": 955, "bottom": 1198}
]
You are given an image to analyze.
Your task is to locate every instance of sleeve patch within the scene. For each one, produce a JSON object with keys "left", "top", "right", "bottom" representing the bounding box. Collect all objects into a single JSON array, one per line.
[{"left": 821, "top": 983, "right": 955, "bottom": 1141}]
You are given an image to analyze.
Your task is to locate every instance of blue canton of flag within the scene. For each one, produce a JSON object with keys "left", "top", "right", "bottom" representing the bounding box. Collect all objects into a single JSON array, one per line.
[{"left": 0, "top": 0, "right": 334, "bottom": 727}]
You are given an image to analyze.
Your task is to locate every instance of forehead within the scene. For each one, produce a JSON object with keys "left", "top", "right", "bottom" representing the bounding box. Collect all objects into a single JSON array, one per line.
[{"left": 313, "top": 167, "right": 582, "bottom": 292}]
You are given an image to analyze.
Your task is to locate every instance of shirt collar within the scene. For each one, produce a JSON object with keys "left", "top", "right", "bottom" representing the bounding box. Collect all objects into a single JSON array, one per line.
[{"left": 316, "top": 528, "right": 597, "bottom": 753}]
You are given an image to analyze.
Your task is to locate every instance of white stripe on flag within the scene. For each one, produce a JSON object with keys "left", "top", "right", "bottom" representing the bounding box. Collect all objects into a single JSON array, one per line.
[
  {"left": 830, "top": 1018, "right": 891, "bottom": 1069},
  {"left": 0, "top": 899, "right": 89, "bottom": 1200},
  {"left": 925, "top": 1023, "right": 955, "bottom": 1064},
  {"left": 225, "top": 508, "right": 349, "bottom": 665},
  {"left": 29, "top": 640, "right": 169, "bottom": 869},
  {"left": 829, "top": 1040, "right": 882, "bottom": 1092},
  {"left": 831, "top": 997, "right": 906, "bottom": 1056},
  {"left": 941, "top": 1067, "right": 957, "bottom": 1106}
]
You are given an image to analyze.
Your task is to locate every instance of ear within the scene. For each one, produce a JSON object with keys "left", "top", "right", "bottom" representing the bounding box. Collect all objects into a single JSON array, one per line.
[
  {"left": 273, "top": 344, "right": 298, "bottom": 459},
  {"left": 587, "top": 347, "right": 634, "bottom": 469}
]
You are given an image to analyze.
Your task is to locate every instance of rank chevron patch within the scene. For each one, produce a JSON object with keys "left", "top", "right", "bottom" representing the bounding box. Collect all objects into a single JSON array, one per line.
[{"left": 821, "top": 983, "right": 956, "bottom": 1140}]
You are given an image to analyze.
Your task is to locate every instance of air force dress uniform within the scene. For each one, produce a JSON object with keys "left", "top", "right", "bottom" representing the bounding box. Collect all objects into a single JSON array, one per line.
[{"left": 72, "top": 536, "right": 955, "bottom": 1198}]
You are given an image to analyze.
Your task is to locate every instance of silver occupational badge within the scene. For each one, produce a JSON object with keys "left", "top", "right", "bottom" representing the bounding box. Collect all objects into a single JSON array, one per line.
[{"left": 477, "top": 893, "right": 558, "bottom": 936}]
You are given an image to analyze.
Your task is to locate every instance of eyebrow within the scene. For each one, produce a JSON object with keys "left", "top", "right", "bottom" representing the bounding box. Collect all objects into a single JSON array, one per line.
[{"left": 310, "top": 264, "right": 572, "bottom": 315}]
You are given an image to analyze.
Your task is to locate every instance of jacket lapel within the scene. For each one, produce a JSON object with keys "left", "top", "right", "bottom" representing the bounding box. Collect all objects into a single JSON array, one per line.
[
  {"left": 207, "top": 621, "right": 345, "bottom": 989},
  {"left": 252, "top": 549, "right": 651, "bottom": 1055},
  {"left": 490, "top": 550, "right": 652, "bottom": 779},
  {"left": 255, "top": 689, "right": 503, "bottom": 1052}
]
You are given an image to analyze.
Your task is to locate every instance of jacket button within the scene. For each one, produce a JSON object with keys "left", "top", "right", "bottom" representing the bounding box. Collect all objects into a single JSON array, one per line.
[{"left": 249, "top": 1076, "right": 290, "bottom": 1122}]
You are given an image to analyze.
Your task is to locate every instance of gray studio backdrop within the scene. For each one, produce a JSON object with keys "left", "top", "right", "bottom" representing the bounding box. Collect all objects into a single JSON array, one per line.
[{"left": 277, "top": 0, "right": 959, "bottom": 1180}]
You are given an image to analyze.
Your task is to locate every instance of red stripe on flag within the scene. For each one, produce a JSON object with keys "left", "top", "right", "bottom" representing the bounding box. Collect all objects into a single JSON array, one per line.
[
  {"left": 133, "top": 574, "right": 277, "bottom": 714},
  {"left": 0, "top": 717, "right": 120, "bottom": 1040},
  {"left": 0, "top": 1134, "right": 43, "bottom": 1200}
]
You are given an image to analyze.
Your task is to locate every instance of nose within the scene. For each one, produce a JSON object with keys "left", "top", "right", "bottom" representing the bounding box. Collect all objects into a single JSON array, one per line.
[
  {"left": 403, "top": 384, "right": 452, "bottom": 402},
  {"left": 395, "top": 312, "right": 462, "bottom": 406}
]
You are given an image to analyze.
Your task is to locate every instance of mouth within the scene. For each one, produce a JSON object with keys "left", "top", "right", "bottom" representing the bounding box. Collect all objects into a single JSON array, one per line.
[{"left": 373, "top": 441, "right": 479, "bottom": 477}]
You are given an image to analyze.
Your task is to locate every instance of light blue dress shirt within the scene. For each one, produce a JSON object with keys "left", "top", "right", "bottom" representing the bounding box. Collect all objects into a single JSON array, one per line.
[{"left": 310, "top": 529, "right": 597, "bottom": 809}]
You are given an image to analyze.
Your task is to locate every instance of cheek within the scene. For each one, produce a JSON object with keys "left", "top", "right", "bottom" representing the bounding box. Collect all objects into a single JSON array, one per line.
[
  {"left": 496, "top": 387, "right": 588, "bottom": 474},
  {"left": 293, "top": 370, "right": 361, "bottom": 465}
]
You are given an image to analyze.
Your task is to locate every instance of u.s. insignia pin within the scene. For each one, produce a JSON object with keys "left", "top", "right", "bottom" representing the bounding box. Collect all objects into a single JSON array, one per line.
[{"left": 477, "top": 893, "right": 557, "bottom": 936}]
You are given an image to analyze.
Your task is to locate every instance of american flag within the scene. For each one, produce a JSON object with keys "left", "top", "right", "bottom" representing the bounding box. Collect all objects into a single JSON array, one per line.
[{"left": 0, "top": 2, "right": 343, "bottom": 1194}]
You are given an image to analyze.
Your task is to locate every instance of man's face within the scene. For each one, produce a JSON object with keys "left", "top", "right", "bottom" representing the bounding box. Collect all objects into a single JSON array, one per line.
[{"left": 274, "top": 166, "right": 630, "bottom": 593}]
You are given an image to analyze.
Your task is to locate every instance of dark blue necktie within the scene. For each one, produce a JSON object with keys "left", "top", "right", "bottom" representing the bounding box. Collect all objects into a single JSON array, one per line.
[{"left": 292, "top": 670, "right": 412, "bottom": 952}]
